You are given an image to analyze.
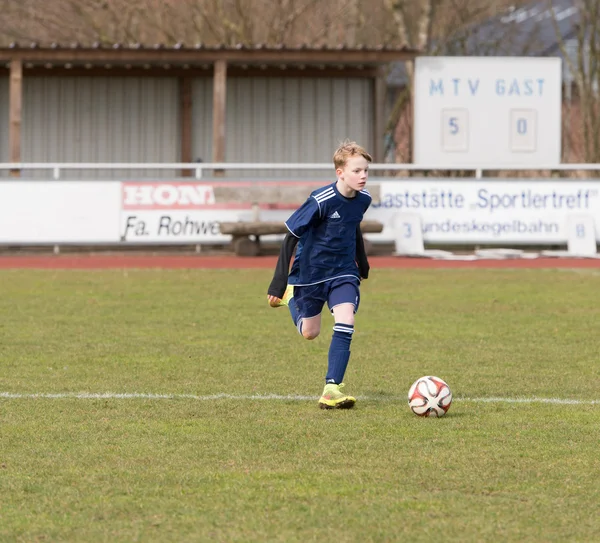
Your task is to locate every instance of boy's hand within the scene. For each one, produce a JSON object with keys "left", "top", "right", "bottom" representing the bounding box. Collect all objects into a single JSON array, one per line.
[{"left": 267, "top": 295, "right": 282, "bottom": 307}]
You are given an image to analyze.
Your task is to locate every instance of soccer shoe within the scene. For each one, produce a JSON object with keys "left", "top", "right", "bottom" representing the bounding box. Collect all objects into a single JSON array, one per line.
[
  {"left": 269, "top": 285, "right": 294, "bottom": 308},
  {"left": 318, "top": 383, "right": 356, "bottom": 410}
]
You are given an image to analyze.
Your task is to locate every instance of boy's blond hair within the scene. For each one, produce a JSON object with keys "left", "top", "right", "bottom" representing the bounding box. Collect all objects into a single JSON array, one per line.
[{"left": 333, "top": 140, "right": 373, "bottom": 170}]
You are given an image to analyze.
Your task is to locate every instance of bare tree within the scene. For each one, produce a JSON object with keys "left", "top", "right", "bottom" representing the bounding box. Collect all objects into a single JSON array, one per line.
[
  {"left": 0, "top": 0, "right": 158, "bottom": 44},
  {"left": 0, "top": 0, "right": 533, "bottom": 49},
  {"left": 381, "top": 0, "right": 438, "bottom": 164},
  {"left": 551, "top": 0, "right": 600, "bottom": 164},
  {"left": 0, "top": 0, "right": 391, "bottom": 47}
]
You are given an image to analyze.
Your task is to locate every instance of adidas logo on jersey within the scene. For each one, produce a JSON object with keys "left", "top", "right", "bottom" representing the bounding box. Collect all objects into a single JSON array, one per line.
[{"left": 329, "top": 211, "right": 341, "bottom": 219}]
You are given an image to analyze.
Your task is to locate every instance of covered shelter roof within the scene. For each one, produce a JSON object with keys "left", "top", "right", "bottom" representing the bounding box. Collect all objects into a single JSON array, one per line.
[{"left": 0, "top": 42, "right": 419, "bottom": 72}]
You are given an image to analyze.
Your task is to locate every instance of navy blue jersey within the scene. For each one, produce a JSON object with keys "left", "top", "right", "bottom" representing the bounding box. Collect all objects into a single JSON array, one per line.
[{"left": 285, "top": 182, "right": 372, "bottom": 286}]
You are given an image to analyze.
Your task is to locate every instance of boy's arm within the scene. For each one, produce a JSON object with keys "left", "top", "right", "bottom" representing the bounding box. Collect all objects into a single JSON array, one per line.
[
  {"left": 355, "top": 224, "right": 370, "bottom": 279},
  {"left": 267, "top": 232, "right": 299, "bottom": 298}
]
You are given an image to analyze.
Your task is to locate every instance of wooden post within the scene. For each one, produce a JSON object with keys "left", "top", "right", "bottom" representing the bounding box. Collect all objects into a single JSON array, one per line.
[
  {"left": 408, "top": 59, "right": 415, "bottom": 166},
  {"left": 373, "top": 68, "right": 386, "bottom": 163},
  {"left": 9, "top": 59, "right": 22, "bottom": 177},
  {"left": 212, "top": 60, "right": 227, "bottom": 176},
  {"left": 180, "top": 76, "right": 193, "bottom": 177}
]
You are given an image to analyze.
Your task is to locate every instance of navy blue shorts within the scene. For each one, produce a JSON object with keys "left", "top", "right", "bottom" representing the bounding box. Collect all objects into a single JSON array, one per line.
[{"left": 292, "top": 277, "right": 360, "bottom": 319}]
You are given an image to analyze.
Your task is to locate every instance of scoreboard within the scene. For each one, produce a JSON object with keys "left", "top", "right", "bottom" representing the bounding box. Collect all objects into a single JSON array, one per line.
[{"left": 413, "top": 57, "right": 562, "bottom": 167}]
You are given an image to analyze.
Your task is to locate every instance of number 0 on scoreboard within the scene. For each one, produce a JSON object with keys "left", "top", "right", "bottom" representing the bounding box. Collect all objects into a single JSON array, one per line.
[{"left": 509, "top": 109, "right": 537, "bottom": 152}]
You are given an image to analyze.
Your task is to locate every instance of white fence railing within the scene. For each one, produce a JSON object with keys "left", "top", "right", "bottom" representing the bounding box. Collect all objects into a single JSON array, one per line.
[{"left": 3, "top": 162, "right": 600, "bottom": 180}]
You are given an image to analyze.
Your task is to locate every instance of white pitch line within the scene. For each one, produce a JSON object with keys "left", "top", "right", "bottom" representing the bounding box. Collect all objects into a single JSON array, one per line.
[
  {"left": 461, "top": 396, "right": 600, "bottom": 405},
  {"left": 0, "top": 392, "right": 318, "bottom": 401},
  {"left": 0, "top": 392, "right": 599, "bottom": 405}
]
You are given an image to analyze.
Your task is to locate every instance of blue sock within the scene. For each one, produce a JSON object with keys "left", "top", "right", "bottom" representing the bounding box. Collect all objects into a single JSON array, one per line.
[
  {"left": 325, "top": 323, "right": 354, "bottom": 384},
  {"left": 288, "top": 298, "right": 303, "bottom": 335}
]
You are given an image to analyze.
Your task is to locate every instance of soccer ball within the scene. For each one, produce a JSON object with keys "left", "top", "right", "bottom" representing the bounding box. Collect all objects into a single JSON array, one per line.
[{"left": 407, "top": 376, "right": 452, "bottom": 417}]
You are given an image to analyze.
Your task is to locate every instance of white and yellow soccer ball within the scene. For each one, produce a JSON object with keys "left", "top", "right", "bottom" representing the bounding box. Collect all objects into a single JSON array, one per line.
[{"left": 408, "top": 376, "right": 452, "bottom": 417}]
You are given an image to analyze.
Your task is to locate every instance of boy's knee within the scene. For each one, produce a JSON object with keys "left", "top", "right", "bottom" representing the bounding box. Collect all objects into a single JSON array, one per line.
[
  {"left": 332, "top": 303, "right": 355, "bottom": 326},
  {"left": 302, "top": 329, "right": 320, "bottom": 340}
]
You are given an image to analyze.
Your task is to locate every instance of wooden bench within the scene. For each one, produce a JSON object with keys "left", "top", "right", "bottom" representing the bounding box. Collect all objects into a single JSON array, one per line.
[{"left": 216, "top": 183, "right": 382, "bottom": 256}]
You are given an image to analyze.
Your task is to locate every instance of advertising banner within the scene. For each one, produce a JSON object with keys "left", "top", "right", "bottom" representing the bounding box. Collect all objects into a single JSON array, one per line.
[
  {"left": 0, "top": 181, "right": 121, "bottom": 243},
  {"left": 0, "top": 179, "right": 598, "bottom": 246},
  {"left": 365, "top": 179, "right": 600, "bottom": 244},
  {"left": 119, "top": 181, "right": 292, "bottom": 243},
  {"left": 121, "top": 182, "right": 226, "bottom": 242}
]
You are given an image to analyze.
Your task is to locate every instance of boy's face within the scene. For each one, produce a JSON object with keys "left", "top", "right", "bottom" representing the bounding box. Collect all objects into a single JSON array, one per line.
[{"left": 336, "top": 155, "right": 369, "bottom": 192}]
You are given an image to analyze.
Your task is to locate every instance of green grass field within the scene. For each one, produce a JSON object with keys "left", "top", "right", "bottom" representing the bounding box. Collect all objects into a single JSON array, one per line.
[{"left": 1, "top": 267, "right": 600, "bottom": 542}]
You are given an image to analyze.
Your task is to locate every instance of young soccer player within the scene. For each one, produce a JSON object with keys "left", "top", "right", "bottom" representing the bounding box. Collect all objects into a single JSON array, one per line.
[{"left": 267, "top": 140, "right": 372, "bottom": 409}]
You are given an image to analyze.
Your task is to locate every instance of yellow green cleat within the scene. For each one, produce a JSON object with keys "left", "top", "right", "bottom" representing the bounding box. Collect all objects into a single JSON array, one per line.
[
  {"left": 318, "top": 383, "right": 356, "bottom": 410},
  {"left": 271, "top": 285, "right": 294, "bottom": 308}
]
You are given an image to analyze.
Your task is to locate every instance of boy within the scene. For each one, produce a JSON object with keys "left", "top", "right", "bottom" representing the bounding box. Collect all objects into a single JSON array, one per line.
[{"left": 267, "top": 140, "right": 372, "bottom": 409}]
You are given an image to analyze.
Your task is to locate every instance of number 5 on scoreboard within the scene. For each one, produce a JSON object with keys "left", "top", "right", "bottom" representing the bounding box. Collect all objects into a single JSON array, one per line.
[{"left": 441, "top": 109, "right": 469, "bottom": 152}]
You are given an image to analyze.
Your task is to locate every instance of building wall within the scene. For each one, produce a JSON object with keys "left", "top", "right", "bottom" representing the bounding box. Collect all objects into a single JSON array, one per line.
[
  {"left": 20, "top": 76, "right": 180, "bottom": 179},
  {"left": 192, "top": 76, "right": 374, "bottom": 179},
  {"left": 5, "top": 74, "right": 374, "bottom": 180},
  {"left": 190, "top": 77, "right": 213, "bottom": 167}
]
